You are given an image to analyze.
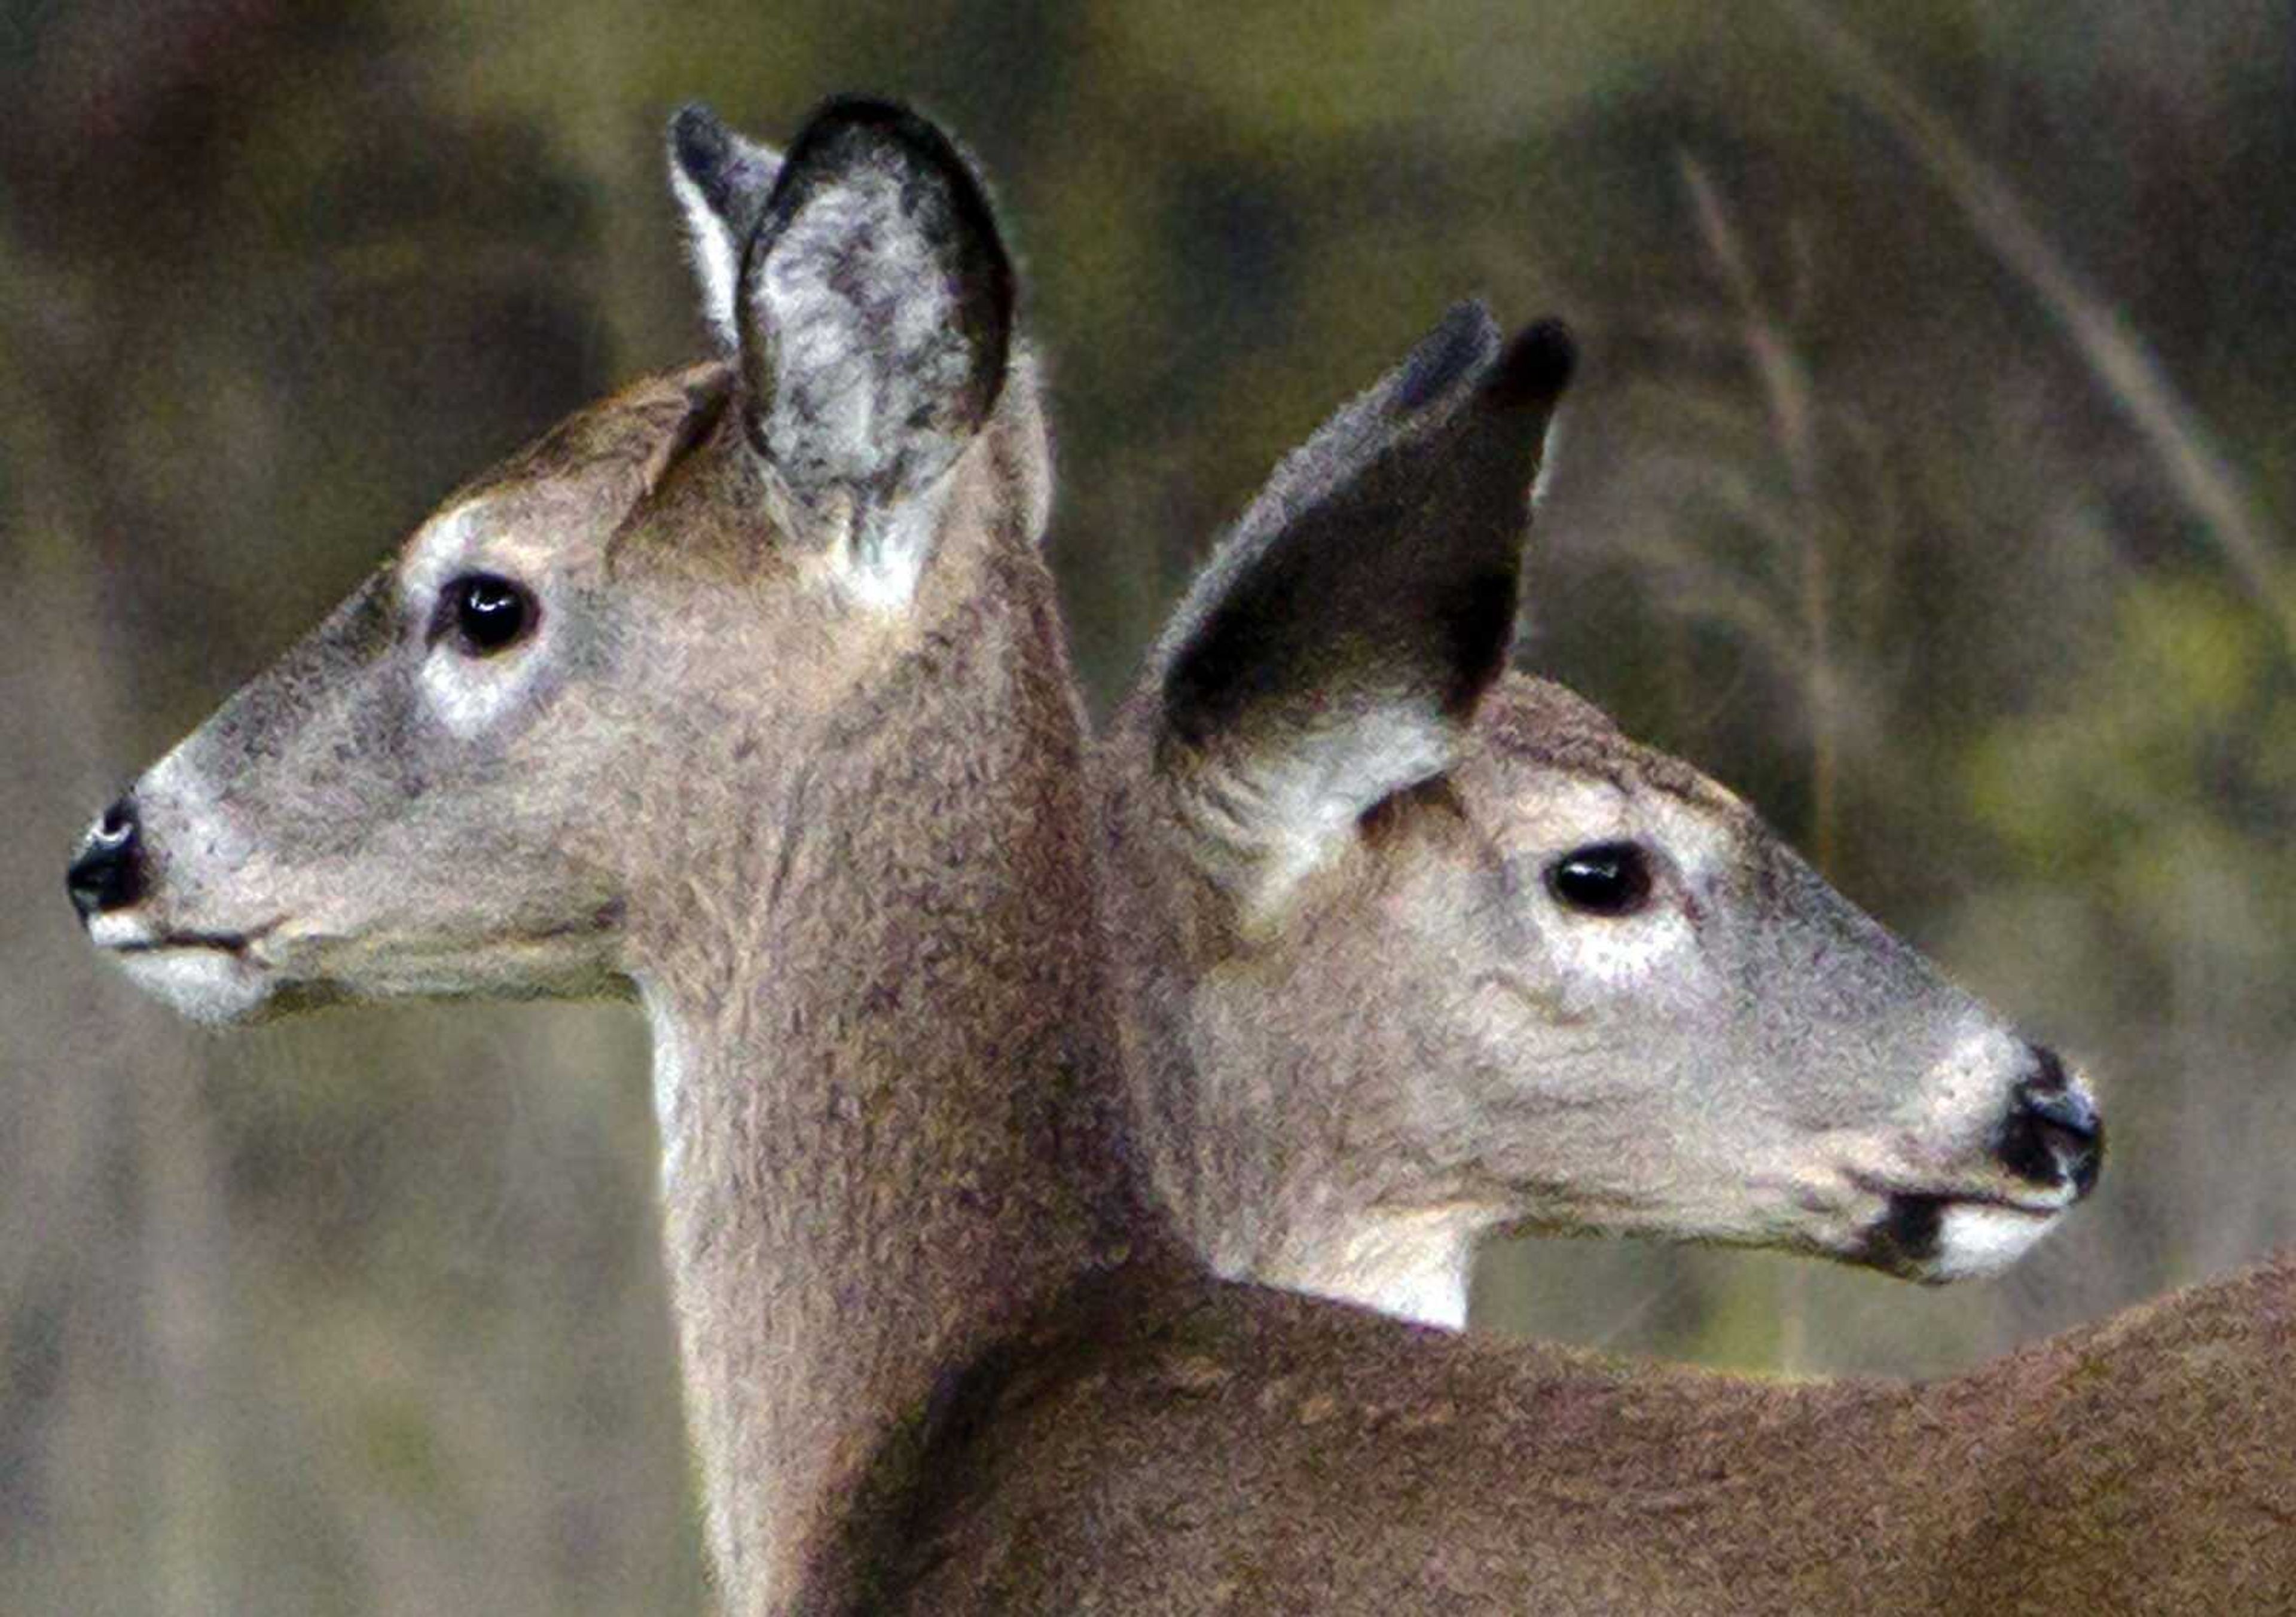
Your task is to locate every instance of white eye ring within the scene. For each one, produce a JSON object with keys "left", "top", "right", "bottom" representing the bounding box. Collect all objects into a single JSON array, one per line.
[{"left": 419, "top": 578, "right": 546, "bottom": 737}]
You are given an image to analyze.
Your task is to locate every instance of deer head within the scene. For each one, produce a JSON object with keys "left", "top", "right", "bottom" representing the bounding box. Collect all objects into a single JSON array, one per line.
[
  {"left": 65, "top": 99, "right": 1040, "bottom": 1025},
  {"left": 1099, "top": 304, "right": 2103, "bottom": 1326}
]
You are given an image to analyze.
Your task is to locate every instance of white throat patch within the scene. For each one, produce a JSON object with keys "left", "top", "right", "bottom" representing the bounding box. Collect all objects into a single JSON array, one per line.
[
  {"left": 638, "top": 979, "right": 696, "bottom": 1197},
  {"left": 1252, "top": 1209, "right": 1485, "bottom": 1331}
]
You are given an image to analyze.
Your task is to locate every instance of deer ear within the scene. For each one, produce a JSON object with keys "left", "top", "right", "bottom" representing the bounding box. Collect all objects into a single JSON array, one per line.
[
  {"left": 1152, "top": 305, "right": 1573, "bottom": 898},
  {"left": 734, "top": 98, "right": 1013, "bottom": 606},
  {"left": 667, "top": 105, "right": 784, "bottom": 353}
]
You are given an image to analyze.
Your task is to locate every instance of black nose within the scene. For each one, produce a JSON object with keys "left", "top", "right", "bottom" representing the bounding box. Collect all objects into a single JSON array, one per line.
[
  {"left": 2000, "top": 1045, "right": 2103, "bottom": 1199},
  {"left": 66, "top": 796, "right": 144, "bottom": 921}
]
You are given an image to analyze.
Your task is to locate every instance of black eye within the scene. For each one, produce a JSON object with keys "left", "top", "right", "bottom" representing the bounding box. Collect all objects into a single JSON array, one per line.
[
  {"left": 445, "top": 573, "right": 535, "bottom": 656},
  {"left": 1546, "top": 842, "right": 1654, "bottom": 916}
]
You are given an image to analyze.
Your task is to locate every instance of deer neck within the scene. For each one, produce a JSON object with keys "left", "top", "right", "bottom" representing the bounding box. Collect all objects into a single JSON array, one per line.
[
  {"left": 1178, "top": 1094, "right": 1490, "bottom": 1330},
  {"left": 1102, "top": 750, "right": 1491, "bottom": 1331},
  {"left": 633, "top": 536, "right": 1144, "bottom": 1609}
]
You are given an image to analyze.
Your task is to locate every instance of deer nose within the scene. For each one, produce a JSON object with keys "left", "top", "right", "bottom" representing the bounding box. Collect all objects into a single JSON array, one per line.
[
  {"left": 2000, "top": 1045, "right": 2103, "bottom": 1200},
  {"left": 67, "top": 795, "right": 144, "bottom": 921}
]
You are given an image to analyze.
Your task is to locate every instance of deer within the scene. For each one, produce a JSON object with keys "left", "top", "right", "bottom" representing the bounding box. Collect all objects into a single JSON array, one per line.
[
  {"left": 69, "top": 96, "right": 1142, "bottom": 1609},
  {"left": 848, "top": 201, "right": 2287, "bottom": 1617},
  {"left": 66, "top": 93, "right": 2280, "bottom": 1614},
  {"left": 658, "top": 109, "right": 2286, "bottom": 1615},
  {"left": 665, "top": 108, "right": 2106, "bottom": 1335},
  {"left": 1087, "top": 331, "right": 2108, "bottom": 1332}
]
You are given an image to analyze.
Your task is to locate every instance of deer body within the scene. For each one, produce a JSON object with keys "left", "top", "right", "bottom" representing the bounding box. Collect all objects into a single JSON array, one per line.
[{"left": 878, "top": 1249, "right": 2296, "bottom": 1615}]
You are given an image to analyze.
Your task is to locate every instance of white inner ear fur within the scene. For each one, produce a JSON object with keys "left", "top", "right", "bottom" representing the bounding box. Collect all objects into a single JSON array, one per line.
[
  {"left": 838, "top": 353, "right": 1048, "bottom": 609},
  {"left": 838, "top": 477, "right": 952, "bottom": 613},
  {"left": 671, "top": 158, "right": 744, "bottom": 353},
  {"left": 669, "top": 130, "right": 784, "bottom": 354},
  {"left": 1207, "top": 701, "right": 1456, "bottom": 927},
  {"left": 746, "top": 166, "right": 979, "bottom": 493},
  {"left": 740, "top": 158, "right": 1000, "bottom": 614}
]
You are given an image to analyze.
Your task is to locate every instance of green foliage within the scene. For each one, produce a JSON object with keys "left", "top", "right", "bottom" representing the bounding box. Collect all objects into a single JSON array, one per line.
[{"left": 1967, "top": 574, "right": 2286, "bottom": 885}]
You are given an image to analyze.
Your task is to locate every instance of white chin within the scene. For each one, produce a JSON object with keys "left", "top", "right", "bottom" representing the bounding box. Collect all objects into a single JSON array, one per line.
[
  {"left": 1926, "top": 1202, "right": 2063, "bottom": 1280},
  {"left": 114, "top": 948, "right": 277, "bottom": 1025}
]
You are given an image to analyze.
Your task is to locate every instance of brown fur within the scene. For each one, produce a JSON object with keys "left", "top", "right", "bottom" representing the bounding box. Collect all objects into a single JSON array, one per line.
[
  {"left": 877, "top": 1251, "right": 2296, "bottom": 1614},
  {"left": 619, "top": 368, "right": 1158, "bottom": 1606}
]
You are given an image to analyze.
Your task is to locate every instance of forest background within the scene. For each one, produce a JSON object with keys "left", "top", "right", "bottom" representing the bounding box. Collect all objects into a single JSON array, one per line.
[{"left": 4, "top": 3, "right": 2291, "bottom": 1611}]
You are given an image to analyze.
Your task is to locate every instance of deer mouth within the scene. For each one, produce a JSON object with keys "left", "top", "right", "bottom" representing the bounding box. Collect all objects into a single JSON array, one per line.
[
  {"left": 89, "top": 911, "right": 282, "bottom": 956},
  {"left": 1848, "top": 1171, "right": 2070, "bottom": 1219},
  {"left": 1855, "top": 1185, "right": 2071, "bottom": 1283},
  {"left": 110, "top": 928, "right": 265, "bottom": 956},
  {"left": 89, "top": 916, "right": 286, "bottom": 1025}
]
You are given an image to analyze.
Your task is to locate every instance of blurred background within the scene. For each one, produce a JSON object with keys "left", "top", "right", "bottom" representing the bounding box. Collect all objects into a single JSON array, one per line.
[{"left": 5, "top": 1, "right": 2292, "bottom": 1610}]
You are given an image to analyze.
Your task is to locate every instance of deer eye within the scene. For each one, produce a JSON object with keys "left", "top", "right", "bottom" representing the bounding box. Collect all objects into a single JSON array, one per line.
[
  {"left": 443, "top": 573, "right": 536, "bottom": 657},
  {"left": 1546, "top": 842, "right": 1653, "bottom": 916}
]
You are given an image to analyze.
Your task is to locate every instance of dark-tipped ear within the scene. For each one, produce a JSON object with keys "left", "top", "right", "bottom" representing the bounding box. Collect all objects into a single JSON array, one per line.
[
  {"left": 735, "top": 98, "right": 1013, "bottom": 606},
  {"left": 1150, "top": 305, "right": 1574, "bottom": 902},
  {"left": 667, "top": 105, "right": 784, "bottom": 352}
]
